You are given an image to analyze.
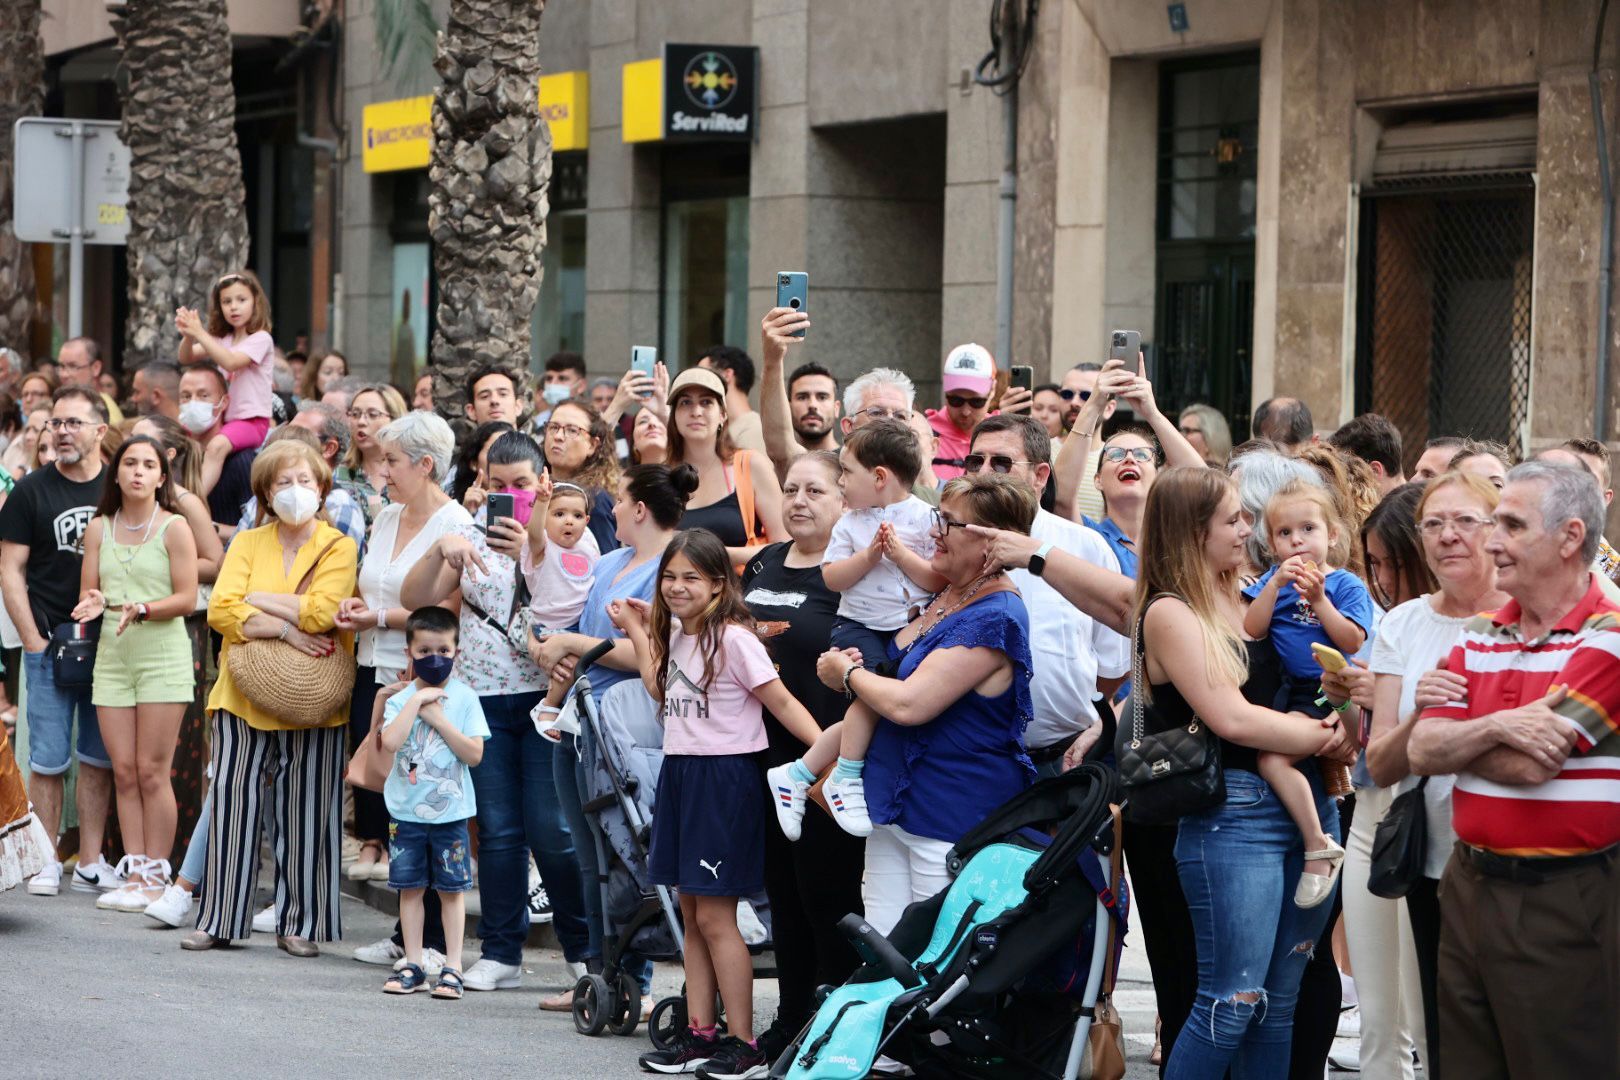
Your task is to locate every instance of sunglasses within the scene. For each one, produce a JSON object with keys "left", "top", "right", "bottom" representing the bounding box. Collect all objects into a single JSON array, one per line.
[
  {"left": 945, "top": 395, "right": 988, "bottom": 410},
  {"left": 963, "top": 453, "right": 1032, "bottom": 474},
  {"left": 1058, "top": 389, "right": 1093, "bottom": 402},
  {"left": 1102, "top": 446, "right": 1155, "bottom": 464}
]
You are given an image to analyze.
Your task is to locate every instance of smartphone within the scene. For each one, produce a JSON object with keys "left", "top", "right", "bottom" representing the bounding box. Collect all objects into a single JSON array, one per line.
[
  {"left": 486, "top": 491, "right": 515, "bottom": 525},
  {"left": 1010, "top": 365, "right": 1034, "bottom": 394},
  {"left": 777, "top": 271, "right": 809, "bottom": 338},
  {"left": 1109, "top": 330, "right": 1142, "bottom": 373},
  {"left": 630, "top": 345, "right": 657, "bottom": 397},
  {"left": 1311, "top": 642, "right": 1349, "bottom": 673}
]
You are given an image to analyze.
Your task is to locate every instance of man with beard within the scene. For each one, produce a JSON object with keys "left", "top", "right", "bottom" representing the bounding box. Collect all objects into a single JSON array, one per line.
[
  {"left": 0, "top": 388, "right": 116, "bottom": 896},
  {"left": 786, "top": 362, "right": 840, "bottom": 453}
]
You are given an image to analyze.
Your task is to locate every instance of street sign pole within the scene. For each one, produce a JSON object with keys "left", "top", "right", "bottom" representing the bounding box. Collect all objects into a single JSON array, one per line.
[{"left": 53, "top": 123, "right": 97, "bottom": 339}]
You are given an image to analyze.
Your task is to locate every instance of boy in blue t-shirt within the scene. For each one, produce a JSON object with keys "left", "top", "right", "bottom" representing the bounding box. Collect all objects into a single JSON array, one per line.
[{"left": 375, "top": 605, "right": 490, "bottom": 999}]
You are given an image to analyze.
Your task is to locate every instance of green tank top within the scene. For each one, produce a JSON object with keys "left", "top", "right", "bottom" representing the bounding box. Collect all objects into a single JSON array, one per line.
[{"left": 98, "top": 513, "right": 181, "bottom": 606}]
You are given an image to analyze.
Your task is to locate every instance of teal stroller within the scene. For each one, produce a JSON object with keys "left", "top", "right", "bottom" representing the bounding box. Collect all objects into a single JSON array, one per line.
[{"left": 772, "top": 764, "right": 1127, "bottom": 1080}]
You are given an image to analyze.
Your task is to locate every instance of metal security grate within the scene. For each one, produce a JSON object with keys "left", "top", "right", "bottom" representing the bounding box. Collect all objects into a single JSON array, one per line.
[{"left": 1355, "top": 177, "right": 1535, "bottom": 468}]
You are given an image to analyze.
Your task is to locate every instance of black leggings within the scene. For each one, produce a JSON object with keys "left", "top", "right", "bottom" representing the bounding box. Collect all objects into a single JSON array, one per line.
[
  {"left": 1406, "top": 875, "right": 1442, "bottom": 1080},
  {"left": 1287, "top": 791, "right": 1353, "bottom": 1080},
  {"left": 347, "top": 667, "right": 390, "bottom": 844},
  {"left": 762, "top": 796, "right": 866, "bottom": 1034},
  {"left": 1122, "top": 820, "right": 1196, "bottom": 1078}
]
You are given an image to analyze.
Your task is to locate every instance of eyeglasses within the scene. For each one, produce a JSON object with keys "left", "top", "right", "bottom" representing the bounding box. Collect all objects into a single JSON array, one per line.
[
  {"left": 1102, "top": 446, "right": 1155, "bottom": 464},
  {"left": 1178, "top": 424, "right": 1202, "bottom": 436},
  {"left": 945, "top": 395, "right": 988, "bottom": 410},
  {"left": 963, "top": 453, "right": 1033, "bottom": 474},
  {"left": 930, "top": 509, "right": 970, "bottom": 535},
  {"left": 547, "top": 422, "right": 590, "bottom": 441},
  {"left": 1418, "top": 514, "right": 1492, "bottom": 537},
  {"left": 347, "top": 409, "right": 389, "bottom": 423},
  {"left": 46, "top": 417, "right": 95, "bottom": 432},
  {"left": 58, "top": 357, "right": 93, "bottom": 372},
  {"left": 1058, "top": 389, "right": 1092, "bottom": 402},
  {"left": 855, "top": 405, "right": 911, "bottom": 423}
]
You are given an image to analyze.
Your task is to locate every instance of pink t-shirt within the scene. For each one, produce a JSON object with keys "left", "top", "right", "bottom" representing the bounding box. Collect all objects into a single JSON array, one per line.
[
  {"left": 660, "top": 623, "right": 777, "bottom": 756},
  {"left": 223, "top": 330, "right": 275, "bottom": 421}
]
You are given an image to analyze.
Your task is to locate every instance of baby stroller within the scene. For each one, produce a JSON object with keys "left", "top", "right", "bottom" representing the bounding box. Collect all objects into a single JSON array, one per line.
[
  {"left": 561, "top": 642, "right": 684, "bottom": 1037},
  {"left": 771, "top": 764, "right": 1128, "bottom": 1080}
]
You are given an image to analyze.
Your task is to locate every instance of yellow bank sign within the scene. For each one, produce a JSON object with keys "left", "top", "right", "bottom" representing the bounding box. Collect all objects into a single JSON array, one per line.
[{"left": 362, "top": 72, "right": 588, "bottom": 174}]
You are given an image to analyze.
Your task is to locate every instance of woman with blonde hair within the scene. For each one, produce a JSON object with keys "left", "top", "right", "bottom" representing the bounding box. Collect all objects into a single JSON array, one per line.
[
  {"left": 1177, "top": 403, "right": 1232, "bottom": 467},
  {"left": 1131, "top": 466, "right": 1356, "bottom": 1076},
  {"left": 188, "top": 438, "right": 357, "bottom": 955},
  {"left": 336, "top": 381, "right": 407, "bottom": 523}
]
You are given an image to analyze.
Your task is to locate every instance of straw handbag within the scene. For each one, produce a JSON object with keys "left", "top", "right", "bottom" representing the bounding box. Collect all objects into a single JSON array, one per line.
[{"left": 227, "top": 537, "right": 356, "bottom": 728}]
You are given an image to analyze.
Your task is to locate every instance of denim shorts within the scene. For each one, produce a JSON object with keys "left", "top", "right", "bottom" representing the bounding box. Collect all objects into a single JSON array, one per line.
[
  {"left": 387, "top": 818, "right": 474, "bottom": 893},
  {"left": 22, "top": 647, "right": 107, "bottom": 775}
]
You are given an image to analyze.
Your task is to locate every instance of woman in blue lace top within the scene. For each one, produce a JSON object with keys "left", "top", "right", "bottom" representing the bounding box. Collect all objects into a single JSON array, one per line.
[{"left": 816, "top": 472, "right": 1037, "bottom": 933}]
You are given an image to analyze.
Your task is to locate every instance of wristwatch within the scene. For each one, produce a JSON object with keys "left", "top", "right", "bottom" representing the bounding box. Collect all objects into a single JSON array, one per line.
[{"left": 1028, "top": 541, "right": 1056, "bottom": 577}]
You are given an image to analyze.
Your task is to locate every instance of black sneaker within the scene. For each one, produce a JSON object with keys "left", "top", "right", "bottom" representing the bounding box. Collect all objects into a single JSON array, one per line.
[
  {"left": 639, "top": 1028, "right": 719, "bottom": 1074},
  {"left": 526, "top": 880, "right": 553, "bottom": 924},
  {"left": 695, "top": 1036, "right": 768, "bottom": 1080}
]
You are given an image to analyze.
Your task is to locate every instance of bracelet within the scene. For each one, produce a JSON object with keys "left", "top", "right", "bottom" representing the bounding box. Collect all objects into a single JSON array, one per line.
[
  {"left": 1315, "top": 686, "right": 1352, "bottom": 713},
  {"left": 841, "top": 663, "right": 859, "bottom": 699},
  {"left": 377, "top": 607, "right": 387, "bottom": 630},
  {"left": 136, "top": 603, "right": 149, "bottom": 623},
  {"left": 279, "top": 621, "right": 292, "bottom": 641}
]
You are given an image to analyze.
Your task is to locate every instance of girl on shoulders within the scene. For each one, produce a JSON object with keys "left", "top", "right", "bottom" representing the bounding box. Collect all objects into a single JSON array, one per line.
[{"left": 175, "top": 270, "right": 276, "bottom": 496}]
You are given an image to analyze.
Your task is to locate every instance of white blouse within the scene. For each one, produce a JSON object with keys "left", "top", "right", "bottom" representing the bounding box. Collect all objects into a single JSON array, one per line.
[{"left": 356, "top": 499, "right": 473, "bottom": 677}]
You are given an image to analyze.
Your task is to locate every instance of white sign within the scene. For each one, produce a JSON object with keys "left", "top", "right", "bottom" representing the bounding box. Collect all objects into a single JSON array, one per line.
[{"left": 13, "top": 117, "right": 131, "bottom": 246}]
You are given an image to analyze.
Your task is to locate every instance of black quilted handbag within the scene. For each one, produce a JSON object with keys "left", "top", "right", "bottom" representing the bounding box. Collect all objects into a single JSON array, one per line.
[
  {"left": 1367, "top": 778, "right": 1429, "bottom": 899},
  {"left": 1115, "top": 599, "right": 1225, "bottom": 825}
]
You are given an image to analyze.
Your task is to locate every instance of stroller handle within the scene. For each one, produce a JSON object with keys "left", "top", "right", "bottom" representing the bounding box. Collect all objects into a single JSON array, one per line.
[{"left": 569, "top": 639, "right": 619, "bottom": 693}]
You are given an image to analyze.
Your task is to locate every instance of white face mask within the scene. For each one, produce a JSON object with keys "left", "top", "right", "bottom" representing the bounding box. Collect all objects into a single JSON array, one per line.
[
  {"left": 178, "top": 399, "right": 218, "bottom": 435},
  {"left": 542, "top": 383, "right": 572, "bottom": 406},
  {"left": 271, "top": 485, "right": 320, "bottom": 526}
]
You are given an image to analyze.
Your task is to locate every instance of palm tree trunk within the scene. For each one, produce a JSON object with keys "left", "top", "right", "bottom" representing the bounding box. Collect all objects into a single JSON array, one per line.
[
  {"left": 110, "top": 0, "right": 250, "bottom": 370},
  {"left": 0, "top": 0, "right": 43, "bottom": 362},
  {"left": 429, "top": 0, "right": 550, "bottom": 424}
]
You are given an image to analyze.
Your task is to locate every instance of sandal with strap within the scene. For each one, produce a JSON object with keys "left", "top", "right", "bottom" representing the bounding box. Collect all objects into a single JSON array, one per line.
[
  {"left": 1294, "top": 837, "right": 1347, "bottom": 909},
  {"left": 431, "top": 966, "right": 464, "bottom": 1000},
  {"left": 384, "top": 962, "right": 428, "bottom": 994}
]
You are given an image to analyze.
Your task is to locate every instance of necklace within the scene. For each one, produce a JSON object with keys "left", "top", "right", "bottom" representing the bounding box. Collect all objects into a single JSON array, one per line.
[
  {"left": 110, "top": 508, "right": 156, "bottom": 571},
  {"left": 909, "top": 570, "right": 1000, "bottom": 644}
]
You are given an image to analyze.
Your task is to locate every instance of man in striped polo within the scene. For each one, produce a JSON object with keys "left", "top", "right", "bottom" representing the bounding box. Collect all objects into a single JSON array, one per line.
[{"left": 1410, "top": 459, "right": 1620, "bottom": 1076}]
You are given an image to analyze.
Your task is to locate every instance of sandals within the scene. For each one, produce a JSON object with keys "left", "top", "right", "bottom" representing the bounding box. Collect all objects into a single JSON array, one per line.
[
  {"left": 432, "top": 967, "right": 464, "bottom": 1000},
  {"left": 1295, "top": 837, "right": 1347, "bottom": 909},
  {"left": 385, "top": 962, "right": 428, "bottom": 995},
  {"left": 348, "top": 840, "right": 384, "bottom": 881}
]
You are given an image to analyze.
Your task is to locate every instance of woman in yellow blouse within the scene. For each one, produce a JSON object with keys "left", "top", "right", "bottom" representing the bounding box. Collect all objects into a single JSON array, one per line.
[{"left": 186, "top": 440, "right": 357, "bottom": 955}]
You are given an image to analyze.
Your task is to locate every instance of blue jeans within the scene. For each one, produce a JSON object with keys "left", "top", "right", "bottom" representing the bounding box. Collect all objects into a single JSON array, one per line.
[
  {"left": 1166, "top": 767, "right": 1342, "bottom": 1079},
  {"left": 22, "top": 647, "right": 106, "bottom": 774},
  {"left": 470, "top": 691, "right": 589, "bottom": 965}
]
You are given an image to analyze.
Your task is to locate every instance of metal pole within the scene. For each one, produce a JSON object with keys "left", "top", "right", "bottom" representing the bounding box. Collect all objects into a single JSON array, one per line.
[
  {"left": 61, "top": 122, "right": 88, "bottom": 339},
  {"left": 1591, "top": 0, "right": 1615, "bottom": 441},
  {"left": 994, "top": 1, "right": 1019, "bottom": 368}
]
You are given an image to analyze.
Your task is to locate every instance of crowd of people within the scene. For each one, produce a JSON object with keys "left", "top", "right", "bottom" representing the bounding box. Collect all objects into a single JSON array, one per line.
[{"left": 0, "top": 270, "right": 1616, "bottom": 1080}]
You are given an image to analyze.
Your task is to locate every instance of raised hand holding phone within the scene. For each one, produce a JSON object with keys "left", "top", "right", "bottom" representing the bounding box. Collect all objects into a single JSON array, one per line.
[{"left": 776, "top": 272, "right": 809, "bottom": 338}]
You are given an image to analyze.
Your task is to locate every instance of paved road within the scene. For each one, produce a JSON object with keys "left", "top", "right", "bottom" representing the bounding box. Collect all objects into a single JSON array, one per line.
[{"left": 4, "top": 873, "right": 1347, "bottom": 1079}]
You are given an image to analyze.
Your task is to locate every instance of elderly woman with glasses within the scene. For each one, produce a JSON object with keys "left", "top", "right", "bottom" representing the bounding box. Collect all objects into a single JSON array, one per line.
[
  {"left": 335, "top": 382, "right": 407, "bottom": 524},
  {"left": 539, "top": 397, "right": 623, "bottom": 553}
]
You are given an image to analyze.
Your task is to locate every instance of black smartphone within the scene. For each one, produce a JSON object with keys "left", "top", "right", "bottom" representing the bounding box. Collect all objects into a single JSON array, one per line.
[
  {"left": 777, "top": 271, "right": 809, "bottom": 338},
  {"left": 1010, "top": 365, "right": 1034, "bottom": 394},
  {"left": 1110, "top": 329, "right": 1144, "bottom": 381},
  {"left": 486, "top": 491, "right": 515, "bottom": 524}
]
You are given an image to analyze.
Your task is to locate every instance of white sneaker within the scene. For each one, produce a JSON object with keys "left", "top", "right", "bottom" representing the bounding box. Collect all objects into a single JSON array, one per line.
[
  {"left": 252, "top": 904, "right": 276, "bottom": 934},
  {"left": 395, "top": 947, "right": 447, "bottom": 978},
  {"left": 462, "top": 958, "right": 523, "bottom": 990},
  {"left": 766, "top": 764, "right": 810, "bottom": 841},
  {"left": 71, "top": 856, "right": 124, "bottom": 893},
  {"left": 354, "top": 938, "right": 406, "bottom": 966},
  {"left": 1337, "top": 1004, "right": 1361, "bottom": 1039},
  {"left": 1328, "top": 1040, "right": 1361, "bottom": 1071},
  {"left": 144, "top": 883, "right": 194, "bottom": 928},
  {"left": 27, "top": 860, "right": 63, "bottom": 896},
  {"left": 823, "top": 773, "right": 874, "bottom": 837}
]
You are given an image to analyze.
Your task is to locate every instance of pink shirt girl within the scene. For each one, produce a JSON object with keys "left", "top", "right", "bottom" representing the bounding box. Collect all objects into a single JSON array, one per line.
[{"left": 218, "top": 329, "right": 274, "bottom": 451}]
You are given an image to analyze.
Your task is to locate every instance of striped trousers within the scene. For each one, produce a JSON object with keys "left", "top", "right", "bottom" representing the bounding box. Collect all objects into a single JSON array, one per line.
[{"left": 196, "top": 711, "right": 345, "bottom": 942}]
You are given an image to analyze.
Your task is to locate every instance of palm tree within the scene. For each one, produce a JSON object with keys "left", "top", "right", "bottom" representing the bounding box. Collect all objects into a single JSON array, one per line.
[
  {"left": 380, "top": 0, "right": 551, "bottom": 424},
  {"left": 108, "top": 0, "right": 250, "bottom": 370},
  {"left": 0, "top": 0, "right": 43, "bottom": 360}
]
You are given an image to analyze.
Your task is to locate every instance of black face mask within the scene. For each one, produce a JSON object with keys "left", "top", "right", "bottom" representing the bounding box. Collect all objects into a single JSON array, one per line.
[{"left": 414, "top": 653, "right": 454, "bottom": 687}]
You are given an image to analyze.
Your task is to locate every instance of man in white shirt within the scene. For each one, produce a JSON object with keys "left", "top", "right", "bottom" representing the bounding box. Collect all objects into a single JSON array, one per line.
[{"left": 967, "top": 414, "right": 1130, "bottom": 776}]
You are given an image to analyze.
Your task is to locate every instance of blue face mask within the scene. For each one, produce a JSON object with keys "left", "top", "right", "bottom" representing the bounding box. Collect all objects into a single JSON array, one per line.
[
  {"left": 414, "top": 653, "right": 455, "bottom": 687},
  {"left": 542, "top": 383, "right": 572, "bottom": 406}
]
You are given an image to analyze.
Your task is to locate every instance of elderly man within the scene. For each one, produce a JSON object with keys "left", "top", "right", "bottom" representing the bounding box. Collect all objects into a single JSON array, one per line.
[
  {"left": 1408, "top": 460, "right": 1620, "bottom": 1077},
  {"left": 129, "top": 361, "right": 182, "bottom": 420},
  {"left": 233, "top": 404, "right": 366, "bottom": 552},
  {"left": 1536, "top": 440, "right": 1620, "bottom": 599},
  {"left": 56, "top": 337, "right": 124, "bottom": 425},
  {"left": 966, "top": 414, "right": 1129, "bottom": 773}
]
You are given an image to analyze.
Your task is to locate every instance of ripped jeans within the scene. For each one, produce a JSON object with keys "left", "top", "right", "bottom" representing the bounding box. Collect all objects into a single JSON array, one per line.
[{"left": 1165, "top": 766, "right": 1341, "bottom": 1079}]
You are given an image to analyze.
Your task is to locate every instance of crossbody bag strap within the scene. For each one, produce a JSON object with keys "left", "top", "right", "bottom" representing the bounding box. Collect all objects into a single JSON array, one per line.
[
  {"left": 1130, "top": 593, "right": 1198, "bottom": 748},
  {"left": 292, "top": 536, "right": 346, "bottom": 596}
]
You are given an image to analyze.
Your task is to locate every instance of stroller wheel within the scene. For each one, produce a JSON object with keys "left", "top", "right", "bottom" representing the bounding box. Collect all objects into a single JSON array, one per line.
[
  {"left": 647, "top": 995, "right": 687, "bottom": 1050},
  {"left": 609, "top": 971, "right": 642, "bottom": 1037},
  {"left": 571, "top": 974, "right": 613, "bottom": 1036}
]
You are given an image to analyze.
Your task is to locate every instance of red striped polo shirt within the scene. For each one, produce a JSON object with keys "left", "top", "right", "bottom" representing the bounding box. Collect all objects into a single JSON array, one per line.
[{"left": 1420, "top": 575, "right": 1620, "bottom": 856}]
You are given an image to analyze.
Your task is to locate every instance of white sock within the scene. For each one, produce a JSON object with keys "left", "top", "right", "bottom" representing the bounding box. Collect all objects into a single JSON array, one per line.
[{"left": 1339, "top": 970, "right": 1358, "bottom": 1007}]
